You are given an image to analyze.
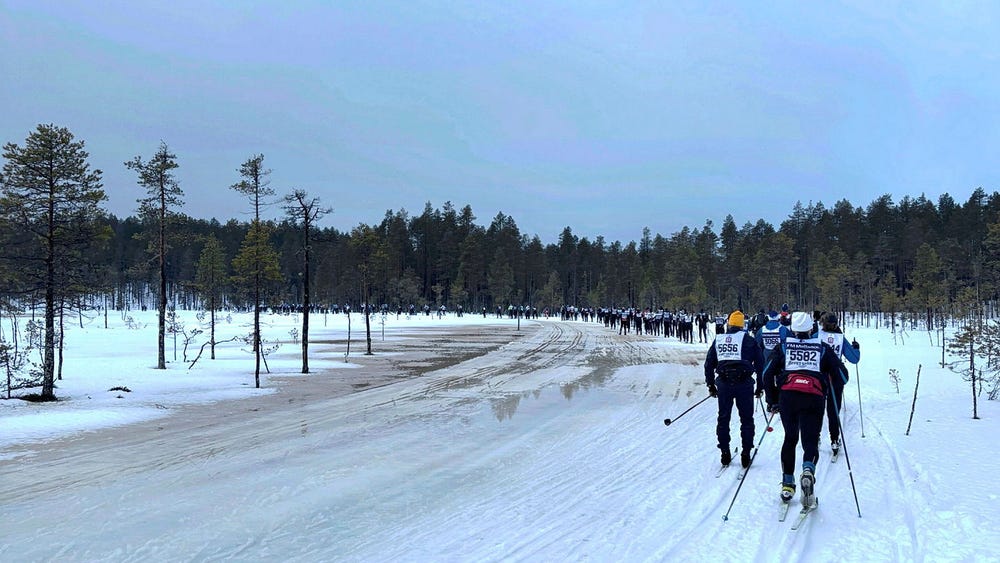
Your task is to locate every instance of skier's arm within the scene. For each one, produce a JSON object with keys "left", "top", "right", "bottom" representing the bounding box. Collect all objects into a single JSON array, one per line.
[
  {"left": 841, "top": 335, "right": 860, "bottom": 364},
  {"left": 763, "top": 347, "right": 784, "bottom": 405},
  {"left": 704, "top": 346, "right": 718, "bottom": 386},
  {"left": 747, "top": 334, "right": 765, "bottom": 388}
]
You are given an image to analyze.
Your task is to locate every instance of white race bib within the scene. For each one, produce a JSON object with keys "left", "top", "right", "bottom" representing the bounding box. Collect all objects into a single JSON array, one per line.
[
  {"left": 784, "top": 339, "right": 822, "bottom": 372},
  {"left": 715, "top": 333, "right": 745, "bottom": 361},
  {"left": 760, "top": 326, "right": 782, "bottom": 351},
  {"left": 818, "top": 330, "right": 844, "bottom": 356}
]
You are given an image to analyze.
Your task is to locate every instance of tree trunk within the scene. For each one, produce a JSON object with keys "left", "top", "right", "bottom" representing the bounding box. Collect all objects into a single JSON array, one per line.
[
  {"left": 57, "top": 302, "right": 65, "bottom": 380},
  {"left": 301, "top": 227, "right": 310, "bottom": 374},
  {"left": 42, "top": 190, "right": 56, "bottom": 400},
  {"left": 157, "top": 201, "right": 167, "bottom": 369},
  {"left": 365, "top": 288, "right": 373, "bottom": 355},
  {"left": 971, "top": 336, "right": 979, "bottom": 420},
  {"left": 254, "top": 272, "right": 261, "bottom": 388},
  {"left": 210, "top": 294, "right": 216, "bottom": 360}
]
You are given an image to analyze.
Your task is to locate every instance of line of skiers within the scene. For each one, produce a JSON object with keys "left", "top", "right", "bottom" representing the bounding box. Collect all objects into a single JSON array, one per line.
[{"left": 704, "top": 306, "right": 860, "bottom": 508}]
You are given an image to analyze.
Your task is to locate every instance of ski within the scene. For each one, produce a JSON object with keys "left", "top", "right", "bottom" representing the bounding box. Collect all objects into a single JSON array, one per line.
[
  {"left": 790, "top": 499, "right": 819, "bottom": 531},
  {"left": 778, "top": 502, "right": 791, "bottom": 522},
  {"left": 715, "top": 448, "right": 738, "bottom": 477}
]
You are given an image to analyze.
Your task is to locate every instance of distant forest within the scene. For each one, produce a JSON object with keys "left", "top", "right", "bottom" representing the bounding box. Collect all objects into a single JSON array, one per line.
[{"left": 4, "top": 125, "right": 1000, "bottom": 328}]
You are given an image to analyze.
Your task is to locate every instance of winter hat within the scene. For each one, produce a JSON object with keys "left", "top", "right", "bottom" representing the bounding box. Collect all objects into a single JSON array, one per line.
[
  {"left": 781, "top": 303, "right": 790, "bottom": 313},
  {"left": 727, "top": 310, "right": 745, "bottom": 328},
  {"left": 768, "top": 310, "right": 779, "bottom": 320},
  {"left": 790, "top": 311, "right": 812, "bottom": 333},
  {"left": 821, "top": 313, "right": 838, "bottom": 330}
]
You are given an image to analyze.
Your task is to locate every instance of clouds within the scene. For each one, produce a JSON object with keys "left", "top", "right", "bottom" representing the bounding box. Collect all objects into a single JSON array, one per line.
[{"left": 2, "top": 1, "right": 997, "bottom": 242}]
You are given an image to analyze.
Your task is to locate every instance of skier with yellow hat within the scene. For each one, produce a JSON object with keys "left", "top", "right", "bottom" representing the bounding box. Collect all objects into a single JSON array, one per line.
[{"left": 704, "top": 309, "right": 765, "bottom": 469}]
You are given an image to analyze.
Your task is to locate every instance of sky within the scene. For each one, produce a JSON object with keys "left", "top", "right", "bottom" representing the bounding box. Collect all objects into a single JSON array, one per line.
[
  {"left": 1, "top": 309, "right": 997, "bottom": 560},
  {"left": 2, "top": 1, "right": 999, "bottom": 243}
]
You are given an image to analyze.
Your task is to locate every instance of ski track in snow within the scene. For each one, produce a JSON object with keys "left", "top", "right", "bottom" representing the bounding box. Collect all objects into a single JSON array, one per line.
[{"left": 1, "top": 320, "right": 998, "bottom": 561}]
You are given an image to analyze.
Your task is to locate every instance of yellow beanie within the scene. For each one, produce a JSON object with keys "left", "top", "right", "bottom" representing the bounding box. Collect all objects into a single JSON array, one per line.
[{"left": 727, "top": 310, "right": 745, "bottom": 328}]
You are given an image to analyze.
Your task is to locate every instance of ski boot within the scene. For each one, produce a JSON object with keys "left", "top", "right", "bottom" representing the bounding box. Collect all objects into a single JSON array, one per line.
[
  {"left": 780, "top": 481, "right": 796, "bottom": 503},
  {"left": 800, "top": 464, "right": 817, "bottom": 508},
  {"left": 721, "top": 449, "right": 732, "bottom": 466},
  {"left": 831, "top": 439, "right": 841, "bottom": 457},
  {"left": 741, "top": 449, "right": 752, "bottom": 469}
]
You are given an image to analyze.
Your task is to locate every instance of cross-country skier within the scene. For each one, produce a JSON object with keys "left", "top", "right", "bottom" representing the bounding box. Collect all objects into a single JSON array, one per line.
[
  {"left": 763, "top": 311, "right": 848, "bottom": 507},
  {"left": 704, "top": 310, "right": 765, "bottom": 469},
  {"left": 816, "top": 312, "right": 860, "bottom": 457},
  {"left": 754, "top": 310, "right": 789, "bottom": 364}
]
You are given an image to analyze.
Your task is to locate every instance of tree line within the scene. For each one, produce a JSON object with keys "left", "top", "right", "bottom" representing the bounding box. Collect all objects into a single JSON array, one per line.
[{"left": 3, "top": 124, "right": 1000, "bottom": 397}]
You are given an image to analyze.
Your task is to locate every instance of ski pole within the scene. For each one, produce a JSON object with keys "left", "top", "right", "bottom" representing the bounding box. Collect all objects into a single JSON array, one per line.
[
  {"left": 722, "top": 409, "right": 777, "bottom": 521},
  {"left": 830, "top": 374, "right": 863, "bottom": 518},
  {"left": 854, "top": 363, "right": 865, "bottom": 438},
  {"left": 757, "top": 396, "right": 774, "bottom": 432},
  {"left": 663, "top": 395, "right": 711, "bottom": 426}
]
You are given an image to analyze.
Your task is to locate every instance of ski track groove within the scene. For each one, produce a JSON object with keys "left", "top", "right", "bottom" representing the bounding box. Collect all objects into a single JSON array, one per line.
[{"left": 868, "top": 416, "right": 922, "bottom": 561}]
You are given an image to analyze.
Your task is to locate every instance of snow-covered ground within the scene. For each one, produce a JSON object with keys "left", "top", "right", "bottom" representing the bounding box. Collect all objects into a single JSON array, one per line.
[{"left": 0, "top": 309, "right": 997, "bottom": 562}]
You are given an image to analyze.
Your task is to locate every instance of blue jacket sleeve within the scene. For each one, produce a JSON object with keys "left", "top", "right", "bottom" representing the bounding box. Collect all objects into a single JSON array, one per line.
[{"left": 841, "top": 335, "right": 860, "bottom": 364}]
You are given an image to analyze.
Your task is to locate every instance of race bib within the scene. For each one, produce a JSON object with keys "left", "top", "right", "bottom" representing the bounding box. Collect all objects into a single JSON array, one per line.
[
  {"left": 715, "top": 333, "right": 744, "bottom": 361},
  {"left": 760, "top": 327, "right": 782, "bottom": 351},
  {"left": 784, "top": 339, "right": 822, "bottom": 372},
  {"left": 818, "top": 330, "right": 844, "bottom": 356}
]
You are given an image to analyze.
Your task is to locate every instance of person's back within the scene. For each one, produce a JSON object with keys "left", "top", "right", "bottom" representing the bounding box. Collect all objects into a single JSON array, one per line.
[
  {"left": 705, "top": 310, "right": 765, "bottom": 468},
  {"left": 764, "top": 312, "right": 847, "bottom": 508},
  {"left": 816, "top": 312, "right": 859, "bottom": 456},
  {"left": 756, "top": 312, "right": 789, "bottom": 364}
]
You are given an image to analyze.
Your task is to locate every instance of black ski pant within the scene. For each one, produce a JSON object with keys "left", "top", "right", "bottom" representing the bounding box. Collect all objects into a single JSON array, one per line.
[
  {"left": 778, "top": 391, "right": 825, "bottom": 477},
  {"left": 826, "top": 382, "right": 846, "bottom": 443},
  {"left": 715, "top": 379, "right": 755, "bottom": 452}
]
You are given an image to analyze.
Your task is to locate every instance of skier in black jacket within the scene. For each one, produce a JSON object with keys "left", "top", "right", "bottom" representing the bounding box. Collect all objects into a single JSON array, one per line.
[
  {"left": 764, "top": 311, "right": 848, "bottom": 508},
  {"left": 704, "top": 310, "right": 765, "bottom": 469}
]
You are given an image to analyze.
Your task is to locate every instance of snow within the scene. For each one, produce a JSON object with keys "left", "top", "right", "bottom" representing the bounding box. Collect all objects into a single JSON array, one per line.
[{"left": 1, "top": 309, "right": 998, "bottom": 561}]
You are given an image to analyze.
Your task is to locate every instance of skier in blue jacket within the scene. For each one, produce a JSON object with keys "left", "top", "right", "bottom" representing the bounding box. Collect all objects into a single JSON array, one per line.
[
  {"left": 704, "top": 310, "right": 765, "bottom": 469},
  {"left": 816, "top": 312, "right": 860, "bottom": 456},
  {"left": 755, "top": 310, "right": 790, "bottom": 364}
]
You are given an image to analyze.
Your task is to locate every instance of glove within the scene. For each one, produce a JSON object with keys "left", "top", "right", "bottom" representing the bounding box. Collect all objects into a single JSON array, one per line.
[
  {"left": 708, "top": 384, "right": 718, "bottom": 398},
  {"left": 754, "top": 386, "right": 764, "bottom": 398},
  {"left": 852, "top": 339, "right": 860, "bottom": 350},
  {"left": 767, "top": 403, "right": 780, "bottom": 414}
]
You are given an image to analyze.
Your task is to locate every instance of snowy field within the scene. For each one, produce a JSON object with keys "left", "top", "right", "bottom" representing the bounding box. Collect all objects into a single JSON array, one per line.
[{"left": 0, "top": 309, "right": 998, "bottom": 562}]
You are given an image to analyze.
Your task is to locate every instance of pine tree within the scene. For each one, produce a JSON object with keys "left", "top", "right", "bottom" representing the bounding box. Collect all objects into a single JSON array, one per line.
[
  {"left": 125, "top": 141, "right": 183, "bottom": 369},
  {"left": 231, "top": 221, "right": 282, "bottom": 387},
  {"left": 349, "top": 224, "right": 387, "bottom": 355},
  {"left": 231, "top": 154, "right": 276, "bottom": 387},
  {"left": 909, "top": 243, "right": 947, "bottom": 330},
  {"left": 0, "top": 124, "right": 106, "bottom": 400},
  {"left": 283, "top": 190, "right": 329, "bottom": 373},
  {"left": 195, "top": 235, "right": 228, "bottom": 359},
  {"left": 946, "top": 324, "right": 983, "bottom": 419}
]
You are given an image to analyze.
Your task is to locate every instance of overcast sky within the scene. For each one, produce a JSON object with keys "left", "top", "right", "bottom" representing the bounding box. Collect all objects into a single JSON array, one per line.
[{"left": 2, "top": 1, "right": 998, "bottom": 243}]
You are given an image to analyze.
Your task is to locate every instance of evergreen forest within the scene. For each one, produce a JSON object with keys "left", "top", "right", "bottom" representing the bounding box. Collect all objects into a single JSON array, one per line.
[{"left": 3, "top": 124, "right": 999, "bottom": 327}]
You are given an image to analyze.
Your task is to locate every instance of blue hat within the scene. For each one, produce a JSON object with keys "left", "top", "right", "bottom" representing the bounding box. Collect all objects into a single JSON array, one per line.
[
  {"left": 768, "top": 310, "right": 779, "bottom": 320},
  {"left": 781, "top": 303, "right": 790, "bottom": 312}
]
